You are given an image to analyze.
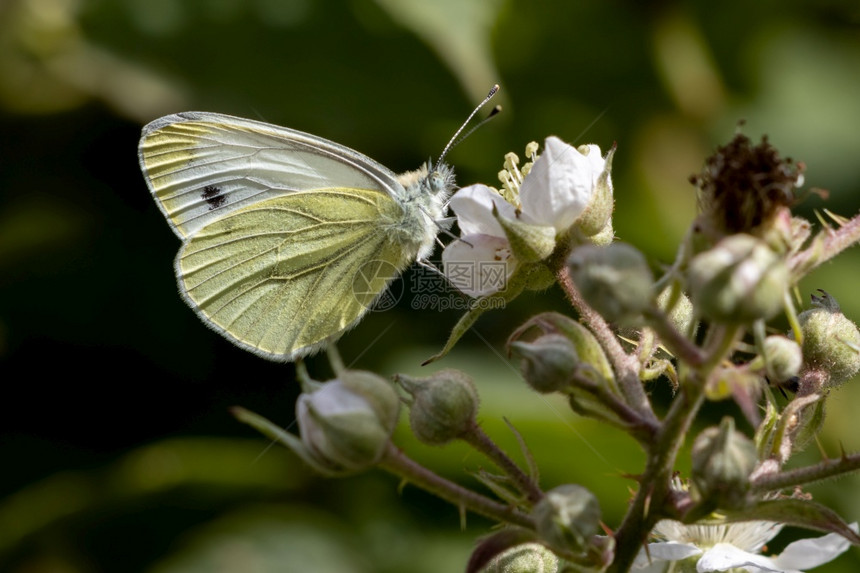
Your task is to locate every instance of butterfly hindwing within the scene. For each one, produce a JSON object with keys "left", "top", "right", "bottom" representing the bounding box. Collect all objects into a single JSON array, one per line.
[{"left": 177, "top": 187, "right": 410, "bottom": 360}]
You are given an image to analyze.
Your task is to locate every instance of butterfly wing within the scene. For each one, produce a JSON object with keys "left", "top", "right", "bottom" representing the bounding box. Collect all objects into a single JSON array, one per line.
[
  {"left": 177, "top": 188, "right": 408, "bottom": 361},
  {"left": 139, "top": 113, "right": 414, "bottom": 361},
  {"left": 138, "top": 111, "right": 404, "bottom": 239}
]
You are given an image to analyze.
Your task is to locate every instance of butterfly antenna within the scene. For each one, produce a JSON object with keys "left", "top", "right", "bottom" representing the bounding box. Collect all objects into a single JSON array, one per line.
[
  {"left": 436, "top": 84, "right": 500, "bottom": 167},
  {"left": 450, "top": 105, "right": 502, "bottom": 151}
]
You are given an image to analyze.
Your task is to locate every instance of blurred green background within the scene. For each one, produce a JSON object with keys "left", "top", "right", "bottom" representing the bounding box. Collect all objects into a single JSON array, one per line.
[{"left": 2, "top": 0, "right": 860, "bottom": 571}]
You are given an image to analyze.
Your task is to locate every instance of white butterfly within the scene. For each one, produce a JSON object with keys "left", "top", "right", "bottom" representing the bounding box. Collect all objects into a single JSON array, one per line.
[{"left": 137, "top": 87, "right": 502, "bottom": 362}]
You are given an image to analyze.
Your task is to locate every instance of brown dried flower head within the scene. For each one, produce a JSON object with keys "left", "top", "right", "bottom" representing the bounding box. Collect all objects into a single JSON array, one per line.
[{"left": 691, "top": 131, "right": 805, "bottom": 242}]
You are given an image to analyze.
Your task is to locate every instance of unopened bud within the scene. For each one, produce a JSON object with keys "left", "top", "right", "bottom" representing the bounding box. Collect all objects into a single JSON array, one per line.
[
  {"left": 479, "top": 543, "right": 559, "bottom": 573},
  {"left": 753, "top": 335, "right": 803, "bottom": 384},
  {"left": 297, "top": 371, "right": 400, "bottom": 474},
  {"left": 690, "top": 417, "right": 756, "bottom": 510},
  {"left": 397, "top": 369, "right": 479, "bottom": 445},
  {"left": 567, "top": 243, "right": 654, "bottom": 324},
  {"left": 533, "top": 484, "right": 601, "bottom": 554},
  {"left": 797, "top": 290, "right": 860, "bottom": 387},
  {"left": 509, "top": 313, "right": 624, "bottom": 426},
  {"left": 688, "top": 234, "right": 788, "bottom": 323},
  {"left": 509, "top": 334, "right": 578, "bottom": 394}
]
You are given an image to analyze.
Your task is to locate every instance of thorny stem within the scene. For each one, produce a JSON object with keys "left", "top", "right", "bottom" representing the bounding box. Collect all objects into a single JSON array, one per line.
[
  {"left": 751, "top": 452, "right": 860, "bottom": 493},
  {"left": 379, "top": 443, "right": 535, "bottom": 529},
  {"left": 557, "top": 267, "right": 658, "bottom": 424},
  {"left": 608, "top": 323, "right": 740, "bottom": 573},
  {"left": 462, "top": 423, "right": 544, "bottom": 504},
  {"left": 570, "top": 372, "right": 660, "bottom": 445},
  {"left": 609, "top": 380, "right": 707, "bottom": 573},
  {"left": 790, "top": 212, "right": 860, "bottom": 279}
]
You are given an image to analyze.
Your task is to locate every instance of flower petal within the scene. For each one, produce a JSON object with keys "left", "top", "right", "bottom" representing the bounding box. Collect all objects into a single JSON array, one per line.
[
  {"left": 696, "top": 543, "right": 786, "bottom": 573},
  {"left": 442, "top": 234, "right": 516, "bottom": 297},
  {"left": 771, "top": 523, "right": 858, "bottom": 571},
  {"left": 579, "top": 143, "right": 606, "bottom": 174},
  {"left": 448, "top": 184, "right": 518, "bottom": 238},
  {"left": 633, "top": 541, "right": 702, "bottom": 569},
  {"left": 520, "top": 136, "right": 603, "bottom": 233}
]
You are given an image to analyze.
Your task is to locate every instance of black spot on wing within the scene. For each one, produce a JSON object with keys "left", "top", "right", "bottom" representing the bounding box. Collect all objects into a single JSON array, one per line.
[{"left": 202, "top": 185, "right": 227, "bottom": 210}]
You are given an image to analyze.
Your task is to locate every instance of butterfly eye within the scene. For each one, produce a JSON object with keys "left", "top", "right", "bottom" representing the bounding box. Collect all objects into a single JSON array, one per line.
[
  {"left": 427, "top": 165, "right": 455, "bottom": 196},
  {"left": 429, "top": 172, "right": 446, "bottom": 193}
]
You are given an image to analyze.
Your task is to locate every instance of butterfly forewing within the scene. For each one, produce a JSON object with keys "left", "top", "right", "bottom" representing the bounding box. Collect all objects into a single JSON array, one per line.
[{"left": 139, "top": 112, "right": 404, "bottom": 239}]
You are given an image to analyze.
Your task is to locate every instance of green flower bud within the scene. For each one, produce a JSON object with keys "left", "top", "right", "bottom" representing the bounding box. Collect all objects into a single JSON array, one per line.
[
  {"left": 509, "top": 334, "right": 579, "bottom": 394},
  {"left": 533, "top": 484, "right": 601, "bottom": 554},
  {"left": 563, "top": 330, "right": 615, "bottom": 395},
  {"left": 567, "top": 243, "right": 654, "bottom": 325},
  {"left": 756, "top": 335, "right": 803, "bottom": 384},
  {"left": 797, "top": 290, "right": 860, "bottom": 387},
  {"left": 688, "top": 234, "right": 788, "bottom": 323},
  {"left": 690, "top": 417, "right": 756, "bottom": 510},
  {"left": 480, "top": 543, "right": 559, "bottom": 573},
  {"left": 396, "top": 369, "right": 479, "bottom": 445},
  {"left": 509, "top": 313, "right": 628, "bottom": 428},
  {"left": 297, "top": 371, "right": 400, "bottom": 473},
  {"left": 509, "top": 313, "right": 617, "bottom": 389},
  {"left": 340, "top": 370, "right": 402, "bottom": 431}
]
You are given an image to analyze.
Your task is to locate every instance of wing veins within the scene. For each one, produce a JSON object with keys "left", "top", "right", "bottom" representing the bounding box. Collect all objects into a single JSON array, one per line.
[
  {"left": 188, "top": 223, "right": 382, "bottom": 308},
  {"left": 184, "top": 219, "right": 372, "bottom": 264},
  {"left": 210, "top": 230, "right": 386, "bottom": 348}
]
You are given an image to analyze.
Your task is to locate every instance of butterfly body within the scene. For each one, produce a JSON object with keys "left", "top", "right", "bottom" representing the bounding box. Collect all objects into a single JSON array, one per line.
[{"left": 138, "top": 111, "right": 455, "bottom": 361}]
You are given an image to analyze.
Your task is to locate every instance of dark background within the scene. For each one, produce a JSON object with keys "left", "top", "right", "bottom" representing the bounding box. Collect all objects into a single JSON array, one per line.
[{"left": 2, "top": 0, "right": 860, "bottom": 571}]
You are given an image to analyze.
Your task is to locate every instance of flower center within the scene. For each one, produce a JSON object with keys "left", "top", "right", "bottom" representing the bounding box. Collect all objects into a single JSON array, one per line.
[{"left": 497, "top": 142, "right": 540, "bottom": 209}]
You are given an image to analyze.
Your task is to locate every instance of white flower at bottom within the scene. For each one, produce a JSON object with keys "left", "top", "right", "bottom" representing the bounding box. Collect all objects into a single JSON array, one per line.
[{"left": 633, "top": 520, "right": 858, "bottom": 573}]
